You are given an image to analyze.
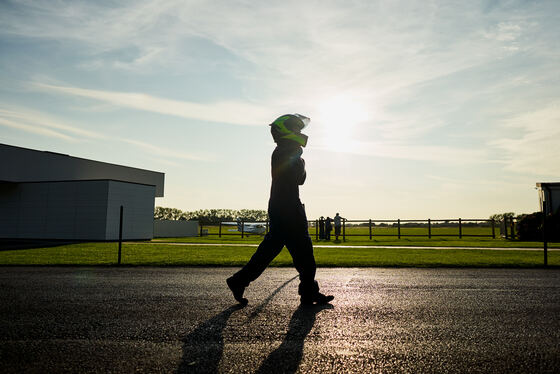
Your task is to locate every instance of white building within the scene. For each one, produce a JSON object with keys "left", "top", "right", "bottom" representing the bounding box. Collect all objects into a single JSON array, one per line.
[
  {"left": 0, "top": 144, "right": 164, "bottom": 240},
  {"left": 536, "top": 182, "right": 560, "bottom": 215}
]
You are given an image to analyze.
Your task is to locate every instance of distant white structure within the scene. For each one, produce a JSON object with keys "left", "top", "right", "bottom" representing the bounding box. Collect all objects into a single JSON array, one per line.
[
  {"left": 153, "top": 220, "right": 199, "bottom": 238},
  {"left": 536, "top": 183, "right": 560, "bottom": 215},
  {"left": 0, "top": 144, "right": 164, "bottom": 240}
]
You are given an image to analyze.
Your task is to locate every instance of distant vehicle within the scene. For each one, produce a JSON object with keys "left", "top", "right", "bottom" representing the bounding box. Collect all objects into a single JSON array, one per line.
[{"left": 223, "top": 218, "right": 267, "bottom": 235}]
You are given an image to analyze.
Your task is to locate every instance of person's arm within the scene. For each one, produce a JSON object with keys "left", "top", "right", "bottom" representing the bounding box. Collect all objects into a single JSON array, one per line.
[{"left": 297, "top": 158, "right": 306, "bottom": 185}]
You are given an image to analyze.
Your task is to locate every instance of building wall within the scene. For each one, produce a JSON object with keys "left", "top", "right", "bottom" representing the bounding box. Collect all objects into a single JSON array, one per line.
[
  {"left": 0, "top": 181, "right": 109, "bottom": 239},
  {"left": 537, "top": 183, "right": 560, "bottom": 215},
  {"left": 153, "top": 220, "right": 199, "bottom": 238},
  {"left": 0, "top": 180, "right": 156, "bottom": 240},
  {"left": 105, "top": 181, "right": 156, "bottom": 240},
  {"left": 546, "top": 185, "right": 560, "bottom": 214}
]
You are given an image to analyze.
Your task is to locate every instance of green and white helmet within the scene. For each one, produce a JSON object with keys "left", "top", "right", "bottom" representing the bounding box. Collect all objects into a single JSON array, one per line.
[{"left": 269, "top": 114, "right": 310, "bottom": 147}]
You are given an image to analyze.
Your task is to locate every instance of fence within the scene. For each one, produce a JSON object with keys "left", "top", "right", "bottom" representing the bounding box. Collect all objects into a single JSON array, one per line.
[
  {"left": 198, "top": 218, "right": 499, "bottom": 241},
  {"left": 500, "top": 216, "right": 517, "bottom": 239}
]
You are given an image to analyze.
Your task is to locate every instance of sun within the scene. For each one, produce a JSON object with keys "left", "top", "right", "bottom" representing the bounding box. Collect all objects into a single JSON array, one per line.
[{"left": 313, "top": 95, "right": 369, "bottom": 152}]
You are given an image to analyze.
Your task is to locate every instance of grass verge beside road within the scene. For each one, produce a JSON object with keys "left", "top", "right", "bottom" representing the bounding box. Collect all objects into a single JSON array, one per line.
[
  {"left": 154, "top": 236, "right": 560, "bottom": 248},
  {"left": 0, "top": 242, "right": 557, "bottom": 267}
]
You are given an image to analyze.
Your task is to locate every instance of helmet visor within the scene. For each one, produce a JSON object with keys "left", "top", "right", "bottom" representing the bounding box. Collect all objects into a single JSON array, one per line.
[{"left": 294, "top": 114, "right": 310, "bottom": 129}]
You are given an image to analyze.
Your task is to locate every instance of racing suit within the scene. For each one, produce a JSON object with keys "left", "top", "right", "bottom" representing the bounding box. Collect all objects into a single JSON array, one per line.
[{"left": 228, "top": 142, "right": 319, "bottom": 298}]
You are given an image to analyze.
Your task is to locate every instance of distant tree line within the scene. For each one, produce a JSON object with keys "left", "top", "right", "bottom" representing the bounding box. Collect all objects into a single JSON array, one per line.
[
  {"left": 488, "top": 212, "right": 515, "bottom": 223},
  {"left": 154, "top": 207, "right": 267, "bottom": 224}
]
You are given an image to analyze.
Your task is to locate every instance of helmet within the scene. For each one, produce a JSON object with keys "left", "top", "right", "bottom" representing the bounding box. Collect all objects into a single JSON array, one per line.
[{"left": 270, "top": 114, "right": 310, "bottom": 147}]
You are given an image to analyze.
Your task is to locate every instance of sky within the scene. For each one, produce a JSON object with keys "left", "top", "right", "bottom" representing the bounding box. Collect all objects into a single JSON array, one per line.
[{"left": 1, "top": 0, "right": 559, "bottom": 220}]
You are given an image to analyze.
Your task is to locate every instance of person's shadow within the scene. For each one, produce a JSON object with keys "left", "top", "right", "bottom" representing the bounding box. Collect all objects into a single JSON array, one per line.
[
  {"left": 176, "top": 304, "right": 244, "bottom": 373},
  {"left": 176, "top": 276, "right": 298, "bottom": 373},
  {"left": 255, "top": 303, "right": 333, "bottom": 374},
  {"left": 177, "top": 277, "right": 331, "bottom": 373}
]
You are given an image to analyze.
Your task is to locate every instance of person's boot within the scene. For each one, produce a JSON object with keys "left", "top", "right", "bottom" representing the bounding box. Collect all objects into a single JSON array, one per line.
[
  {"left": 299, "top": 281, "right": 334, "bottom": 305},
  {"left": 314, "top": 292, "right": 334, "bottom": 304},
  {"left": 226, "top": 277, "right": 248, "bottom": 305},
  {"left": 300, "top": 292, "right": 334, "bottom": 305}
]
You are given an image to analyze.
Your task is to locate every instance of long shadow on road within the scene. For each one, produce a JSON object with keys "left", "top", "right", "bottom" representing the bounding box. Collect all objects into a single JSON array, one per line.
[
  {"left": 256, "top": 303, "right": 334, "bottom": 374},
  {"left": 177, "top": 275, "right": 329, "bottom": 373},
  {"left": 248, "top": 275, "right": 298, "bottom": 321},
  {"left": 177, "top": 304, "right": 244, "bottom": 373},
  {"left": 176, "top": 277, "right": 297, "bottom": 373}
]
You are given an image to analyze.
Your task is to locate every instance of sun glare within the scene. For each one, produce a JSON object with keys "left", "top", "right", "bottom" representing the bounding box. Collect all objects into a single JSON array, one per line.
[{"left": 314, "top": 95, "right": 369, "bottom": 152}]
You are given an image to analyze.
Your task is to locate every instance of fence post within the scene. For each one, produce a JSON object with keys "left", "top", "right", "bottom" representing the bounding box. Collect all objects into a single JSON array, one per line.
[
  {"left": 543, "top": 212, "right": 548, "bottom": 266},
  {"left": 343, "top": 219, "right": 346, "bottom": 242},
  {"left": 504, "top": 217, "right": 509, "bottom": 239},
  {"left": 510, "top": 218, "right": 515, "bottom": 239},
  {"left": 491, "top": 219, "right": 495, "bottom": 239},
  {"left": 369, "top": 219, "right": 372, "bottom": 240},
  {"left": 397, "top": 219, "right": 401, "bottom": 239},
  {"left": 219, "top": 221, "right": 222, "bottom": 238},
  {"left": 428, "top": 218, "right": 431, "bottom": 239},
  {"left": 118, "top": 205, "right": 123, "bottom": 265},
  {"left": 459, "top": 218, "right": 462, "bottom": 239},
  {"left": 266, "top": 219, "right": 269, "bottom": 234},
  {"left": 199, "top": 223, "right": 203, "bottom": 237},
  {"left": 241, "top": 220, "right": 244, "bottom": 238},
  {"left": 315, "top": 220, "right": 319, "bottom": 241}
]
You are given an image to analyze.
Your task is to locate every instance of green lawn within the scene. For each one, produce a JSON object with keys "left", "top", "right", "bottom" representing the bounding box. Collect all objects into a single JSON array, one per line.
[
  {"left": 199, "top": 223, "right": 496, "bottom": 240},
  {"left": 0, "top": 242, "right": 557, "bottom": 267},
  {"left": 156, "top": 226, "right": 559, "bottom": 249}
]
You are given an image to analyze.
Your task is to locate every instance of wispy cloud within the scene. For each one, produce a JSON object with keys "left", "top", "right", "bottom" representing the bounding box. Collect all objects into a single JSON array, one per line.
[
  {"left": 0, "top": 106, "right": 211, "bottom": 162},
  {"left": 30, "top": 82, "right": 271, "bottom": 126},
  {"left": 0, "top": 1, "right": 538, "bottom": 90},
  {"left": 312, "top": 139, "right": 486, "bottom": 164},
  {"left": 2, "top": 0, "right": 560, "bottom": 218},
  {"left": 490, "top": 102, "right": 560, "bottom": 177},
  {"left": 122, "top": 139, "right": 211, "bottom": 162},
  {"left": 0, "top": 107, "right": 103, "bottom": 139},
  {"left": 0, "top": 116, "right": 75, "bottom": 141}
]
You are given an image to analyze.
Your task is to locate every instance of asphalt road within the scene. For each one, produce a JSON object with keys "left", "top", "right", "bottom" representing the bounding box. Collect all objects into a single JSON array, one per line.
[{"left": 1, "top": 267, "right": 559, "bottom": 373}]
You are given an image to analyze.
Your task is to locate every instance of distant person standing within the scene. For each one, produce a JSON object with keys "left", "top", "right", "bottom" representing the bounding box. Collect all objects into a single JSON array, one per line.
[
  {"left": 319, "top": 216, "right": 325, "bottom": 240},
  {"left": 325, "top": 217, "right": 332, "bottom": 240},
  {"left": 334, "top": 213, "right": 344, "bottom": 241}
]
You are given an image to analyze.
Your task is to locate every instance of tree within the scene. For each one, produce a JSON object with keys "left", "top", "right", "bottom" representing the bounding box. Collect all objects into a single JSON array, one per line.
[
  {"left": 154, "top": 207, "right": 267, "bottom": 224},
  {"left": 489, "top": 212, "right": 515, "bottom": 222}
]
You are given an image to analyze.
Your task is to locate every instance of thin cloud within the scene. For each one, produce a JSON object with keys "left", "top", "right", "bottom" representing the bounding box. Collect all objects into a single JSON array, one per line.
[
  {"left": 0, "top": 117, "right": 75, "bottom": 141},
  {"left": 311, "top": 139, "right": 486, "bottom": 164},
  {"left": 0, "top": 106, "right": 211, "bottom": 163},
  {"left": 122, "top": 139, "right": 211, "bottom": 162},
  {"left": 489, "top": 102, "right": 560, "bottom": 176},
  {"left": 30, "top": 82, "right": 270, "bottom": 126},
  {"left": 0, "top": 107, "right": 104, "bottom": 139}
]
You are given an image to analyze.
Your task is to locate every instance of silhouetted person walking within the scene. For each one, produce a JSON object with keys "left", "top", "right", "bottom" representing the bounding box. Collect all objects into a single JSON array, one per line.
[{"left": 227, "top": 114, "right": 334, "bottom": 306}]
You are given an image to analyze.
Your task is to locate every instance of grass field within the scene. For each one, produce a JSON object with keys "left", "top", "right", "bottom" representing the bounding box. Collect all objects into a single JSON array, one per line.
[
  {"left": 200, "top": 223, "right": 497, "bottom": 240},
  {"left": 159, "top": 224, "right": 559, "bottom": 249},
  {"left": 0, "top": 242, "right": 557, "bottom": 267}
]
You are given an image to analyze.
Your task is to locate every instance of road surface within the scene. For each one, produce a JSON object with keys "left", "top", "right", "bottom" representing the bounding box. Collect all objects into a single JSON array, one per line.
[{"left": 1, "top": 267, "right": 559, "bottom": 373}]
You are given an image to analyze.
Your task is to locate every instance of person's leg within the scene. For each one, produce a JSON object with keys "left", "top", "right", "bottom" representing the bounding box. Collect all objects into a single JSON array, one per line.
[
  {"left": 285, "top": 234, "right": 333, "bottom": 305},
  {"left": 228, "top": 232, "right": 284, "bottom": 289},
  {"left": 285, "top": 234, "right": 316, "bottom": 289}
]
